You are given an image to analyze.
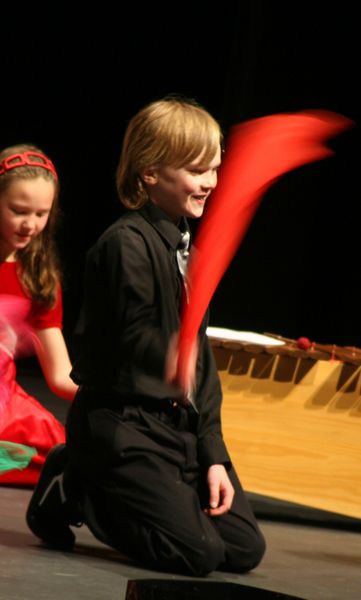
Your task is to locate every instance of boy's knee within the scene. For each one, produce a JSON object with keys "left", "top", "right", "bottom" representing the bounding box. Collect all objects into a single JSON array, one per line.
[
  {"left": 154, "top": 528, "right": 226, "bottom": 576},
  {"left": 185, "top": 532, "right": 225, "bottom": 576},
  {"left": 246, "top": 529, "right": 266, "bottom": 570},
  {"left": 229, "top": 528, "right": 266, "bottom": 573}
]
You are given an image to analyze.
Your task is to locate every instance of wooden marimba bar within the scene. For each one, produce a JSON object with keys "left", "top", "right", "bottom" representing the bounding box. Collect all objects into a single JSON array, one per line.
[{"left": 208, "top": 328, "right": 361, "bottom": 519}]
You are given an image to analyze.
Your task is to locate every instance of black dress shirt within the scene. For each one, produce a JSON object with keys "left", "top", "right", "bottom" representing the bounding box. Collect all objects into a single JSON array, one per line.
[{"left": 71, "top": 201, "right": 230, "bottom": 469}]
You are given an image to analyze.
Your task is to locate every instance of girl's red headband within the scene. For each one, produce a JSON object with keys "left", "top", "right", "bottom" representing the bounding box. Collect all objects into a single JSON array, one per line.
[{"left": 0, "top": 151, "right": 58, "bottom": 180}]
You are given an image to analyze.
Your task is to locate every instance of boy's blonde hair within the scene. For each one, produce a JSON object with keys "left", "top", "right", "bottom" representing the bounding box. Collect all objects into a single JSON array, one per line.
[{"left": 116, "top": 97, "right": 222, "bottom": 210}]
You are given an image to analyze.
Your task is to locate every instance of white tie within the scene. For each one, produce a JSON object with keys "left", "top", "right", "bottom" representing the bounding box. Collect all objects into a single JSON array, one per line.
[
  {"left": 176, "top": 231, "right": 190, "bottom": 280},
  {"left": 176, "top": 230, "right": 198, "bottom": 413}
]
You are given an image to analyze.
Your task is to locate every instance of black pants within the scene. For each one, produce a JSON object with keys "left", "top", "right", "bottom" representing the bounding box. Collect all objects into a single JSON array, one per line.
[{"left": 65, "top": 389, "right": 266, "bottom": 576}]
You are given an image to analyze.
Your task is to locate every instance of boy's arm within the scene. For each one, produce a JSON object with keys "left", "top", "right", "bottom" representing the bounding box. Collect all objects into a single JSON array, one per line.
[
  {"left": 103, "top": 228, "right": 172, "bottom": 378},
  {"left": 196, "top": 337, "right": 231, "bottom": 469},
  {"left": 196, "top": 339, "right": 236, "bottom": 514}
]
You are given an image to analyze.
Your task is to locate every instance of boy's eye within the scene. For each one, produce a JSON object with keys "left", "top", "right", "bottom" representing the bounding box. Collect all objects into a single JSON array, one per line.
[{"left": 188, "top": 166, "right": 219, "bottom": 175}]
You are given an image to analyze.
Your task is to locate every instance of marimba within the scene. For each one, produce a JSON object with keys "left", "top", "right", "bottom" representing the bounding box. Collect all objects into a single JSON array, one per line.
[{"left": 208, "top": 327, "right": 361, "bottom": 519}]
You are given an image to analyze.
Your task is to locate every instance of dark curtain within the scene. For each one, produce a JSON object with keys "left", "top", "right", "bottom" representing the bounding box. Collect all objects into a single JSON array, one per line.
[{"left": 1, "top": 3, "right": 359, "bottom": 345}]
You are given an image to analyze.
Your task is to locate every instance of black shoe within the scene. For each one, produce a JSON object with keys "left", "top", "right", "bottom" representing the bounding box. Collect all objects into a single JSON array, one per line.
[{"left": 26, "top": 444, "right": 75, "bottom": 551}]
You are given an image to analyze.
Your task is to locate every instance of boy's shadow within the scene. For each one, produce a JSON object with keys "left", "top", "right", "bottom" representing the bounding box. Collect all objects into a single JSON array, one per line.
[{"left": 1, "top": 526, "right": 133, "bottom": 566}]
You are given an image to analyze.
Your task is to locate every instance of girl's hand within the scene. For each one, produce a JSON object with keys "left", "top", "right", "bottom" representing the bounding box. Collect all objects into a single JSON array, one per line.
[{"left": 35, "top": 328, "right": 78, "bottom": 401}]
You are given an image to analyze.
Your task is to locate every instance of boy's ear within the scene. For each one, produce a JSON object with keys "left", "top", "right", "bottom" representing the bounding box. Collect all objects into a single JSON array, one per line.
[{"left": 140, "top": 166, "right": 158, "bottom": 185}]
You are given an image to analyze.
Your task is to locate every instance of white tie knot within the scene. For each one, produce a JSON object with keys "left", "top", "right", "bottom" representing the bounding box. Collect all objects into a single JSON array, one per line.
[
  {"left": 179, "top": 231, "right": 190, "bottom": 252},
  {"left": 176, "top": 231, "right": 190, "bottom": 279}
]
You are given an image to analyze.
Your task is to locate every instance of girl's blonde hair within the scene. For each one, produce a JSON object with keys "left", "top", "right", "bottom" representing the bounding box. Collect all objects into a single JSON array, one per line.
[
  {"left": 0, "top": 144, "right": 60, "bottom": 308},
  {"left": 116, "top": 97, "right": 222, "bottom": 209}
]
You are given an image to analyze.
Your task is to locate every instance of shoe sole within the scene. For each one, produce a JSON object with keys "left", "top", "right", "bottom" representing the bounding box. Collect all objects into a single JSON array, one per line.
[{"left": 26, "top": 444, "right": 75, "bottom": 550}]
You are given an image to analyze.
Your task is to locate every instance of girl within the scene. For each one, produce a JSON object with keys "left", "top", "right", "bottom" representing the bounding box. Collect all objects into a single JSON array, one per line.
[
  {"left": 27, "top": 98, "right": 265, "bottom": 574},
  {"left": 0, "top": 144, "right": 78, "bottom": 486}
]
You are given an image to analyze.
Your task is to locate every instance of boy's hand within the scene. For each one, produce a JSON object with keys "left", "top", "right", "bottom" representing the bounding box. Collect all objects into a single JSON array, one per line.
[{"left": 203, "top": 464, "right": 234, "bottom": 517}]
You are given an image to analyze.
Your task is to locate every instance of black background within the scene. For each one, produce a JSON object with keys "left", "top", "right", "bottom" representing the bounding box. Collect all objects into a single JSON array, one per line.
[{"left": 2, "top": 2, "right": 360, "bottom": 348}]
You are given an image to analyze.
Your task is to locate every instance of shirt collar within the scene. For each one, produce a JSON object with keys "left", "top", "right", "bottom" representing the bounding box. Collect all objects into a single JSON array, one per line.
[{"left": 140, "top": 201, "right": 189, "bottom": 250}]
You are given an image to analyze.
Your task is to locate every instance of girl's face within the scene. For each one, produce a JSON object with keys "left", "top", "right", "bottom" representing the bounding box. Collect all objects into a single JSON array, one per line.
[
  {"left": 0, "top": 177, "right": 55, "bottom": 261},
  {"left": 142, "top": 146, "right": 221, "bottom": 224}
]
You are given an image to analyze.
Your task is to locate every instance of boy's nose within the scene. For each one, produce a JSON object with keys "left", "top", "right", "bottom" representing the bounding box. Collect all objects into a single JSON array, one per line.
[{"left": 201, "top": 171, "right": 217, "bottom": 190}]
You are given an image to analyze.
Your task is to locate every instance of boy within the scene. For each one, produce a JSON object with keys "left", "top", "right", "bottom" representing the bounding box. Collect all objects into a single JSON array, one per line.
[{"left": 27, "top": 97, "right": 265, "bottom": 576}]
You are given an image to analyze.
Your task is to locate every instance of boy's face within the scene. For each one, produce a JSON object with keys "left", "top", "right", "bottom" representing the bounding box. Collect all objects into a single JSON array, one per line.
[{"left": 142, "top": 147, "right": 221, "bottom": 224}]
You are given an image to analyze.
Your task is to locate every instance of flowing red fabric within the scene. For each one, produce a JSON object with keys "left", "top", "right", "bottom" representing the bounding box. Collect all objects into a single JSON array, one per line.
[
  {"left": 0, "top": 354, "right": 65, "bottom": 486},
  {"left": 177, "top": 111, "right": 352, "bottom": 390},
  {"left": 0, "top": 295, "right": 65, "bottom": 486}
]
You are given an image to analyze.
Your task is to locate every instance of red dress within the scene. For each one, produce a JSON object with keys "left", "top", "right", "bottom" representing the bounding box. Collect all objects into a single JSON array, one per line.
[{"left": 0, "top": 262, "right": 66, "bottom": 486}]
